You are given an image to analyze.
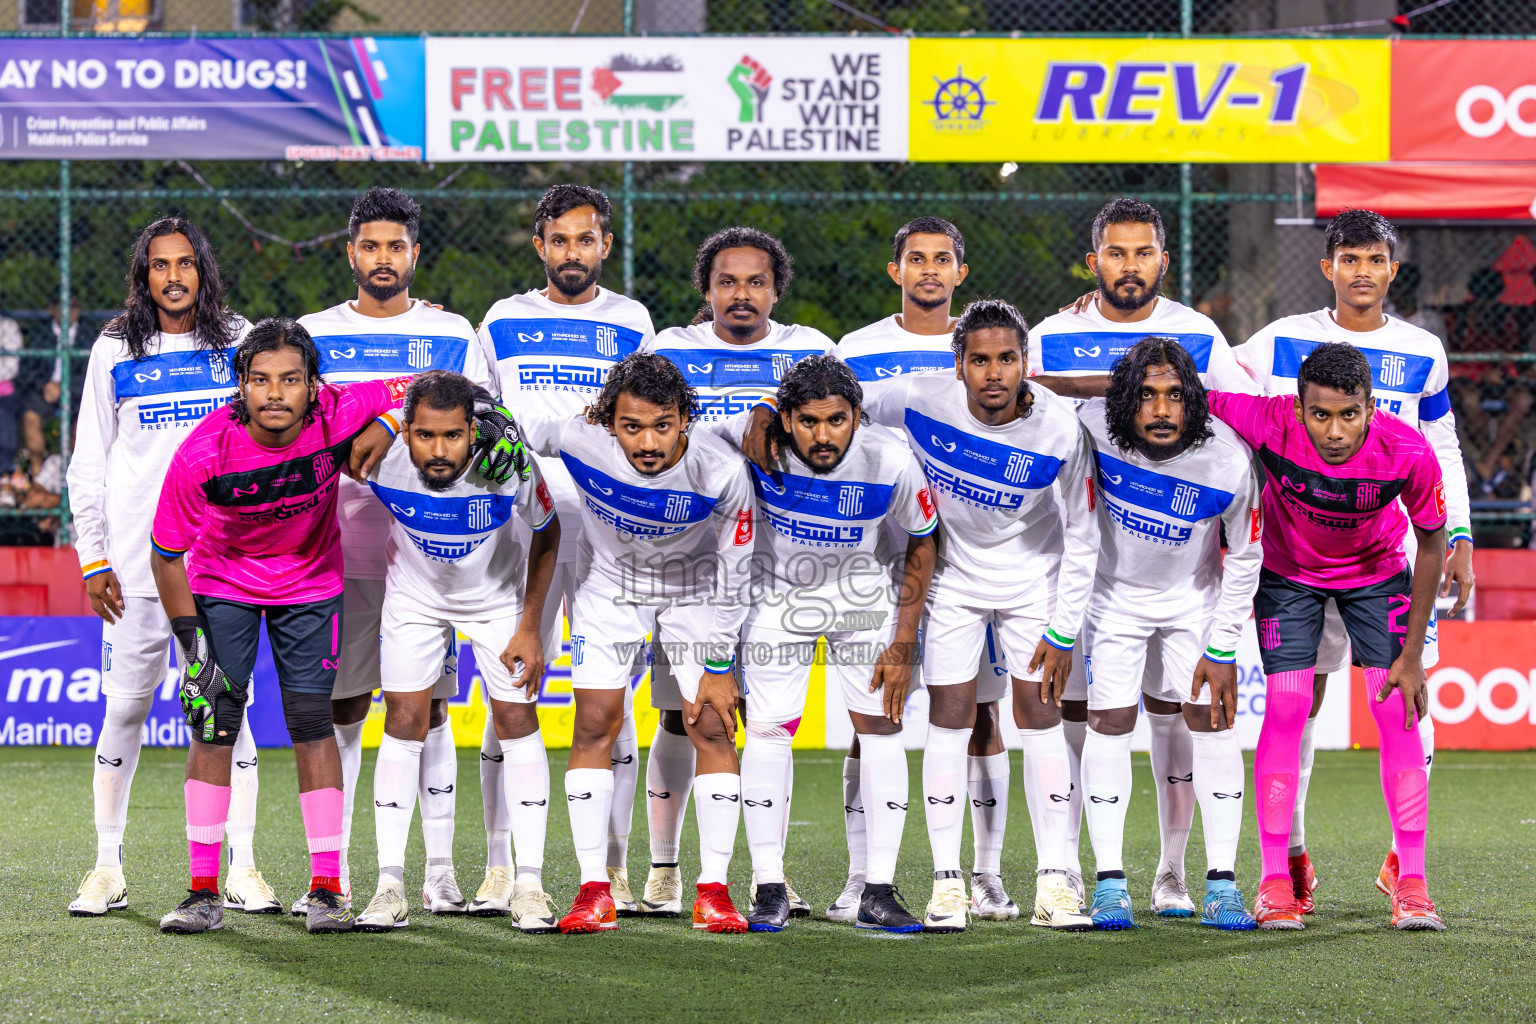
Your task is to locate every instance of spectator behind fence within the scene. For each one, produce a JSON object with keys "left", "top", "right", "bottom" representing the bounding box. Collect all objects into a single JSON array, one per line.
[
  {"left": 1447, "top": 264, "right": 1532, "bottom": 483},
  {"left": 18, "top": 299, "right": 81, "bottom": 480},
  {"left": 0, "top": 305, "right": 23, "bottom": 475}
]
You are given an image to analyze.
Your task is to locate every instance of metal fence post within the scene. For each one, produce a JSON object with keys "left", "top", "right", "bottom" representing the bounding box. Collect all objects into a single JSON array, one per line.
[
  {"left": 56, "top": 0, "right": 73, "bottom": 542},
  {"left": 622, "top": 0, "right": 636, "bottom": 297},
  {"left": 1179, "top": 0, "right": 1193, "bottom": 306}
]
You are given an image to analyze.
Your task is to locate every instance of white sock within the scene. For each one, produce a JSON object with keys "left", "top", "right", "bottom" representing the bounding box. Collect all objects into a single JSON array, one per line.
[
  {"left": 375, "top": 733, "right": 423, "bottom": 880},
  {"left": 1146, "top": 711, "right": 1194, "bottom": 879},
  {"left": 608, "top": 703, "right": 638, "bottom": 872},
  {"left": 842, "top": 755, "right": 867, "bottom": 880},
  {"left": 741, "top": 727, "right": 792, "bottom": 885},
  {"left": 93, "top": 695, "right": 152, "bottom": 868},
  {"left": 335, "top": 718, "right": 366, "bottom": 883},
  {"left": 1080, "top": 727, "right": 1134, "bottom": 875},
  {"left": 1188, "top": 728, "right": 1244, "bottom": 875},
  {"left": 502, "top": 732, "right": 548, "bottom": 886},
  {"left": 693, "top": 772, "right": 741, "bottom": 886},
  {"left": 967, "top": 752, "right": 1010, "bottom": 876},
  {"left": 565, "top": 768, "right": 614, "bottom": 884},
  {"left": 480, "top": 716, "right": 512, "bottom": 870},
  {"left": 922, "top": 724, "right": 970, "bottom": 875},
  {"left": 1290, "top": 716, "right": 1317, "bottom": 856},
  {"left": 419, "top": 720, "right": 457, "bottom": 875},
  {"left": 1018, "top": 723, "right": 1073, "bottom": 873},
  {"left": 646, "top": 724, "right": 695, "bottom": 866},
  {"left": 1062, "top": 718, "right": 1086, "bottom": 877},
  {"left": 227, "top": 706, "right": 259, "bottom": 869},
  {"left": 859, "top": 733, "right": 908, "bottom": 886},
  {"left": 780, "top": 749, "right": 795, "bottom": 852}
]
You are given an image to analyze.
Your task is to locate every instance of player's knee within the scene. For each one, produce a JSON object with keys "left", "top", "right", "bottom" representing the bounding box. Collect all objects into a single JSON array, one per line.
[
  {"left": 428, "top": 697, "right": 450, "bottom": 730},
  {"left": 1087, "top": 705, "right": 1138, "bottom": 736},
  {"left": 104, "top": 695, "right": 154, "bottom": 729},
  {"left": 571, "top": 706, "right": 622, "bottom": 751},
  {"left": 969, "top": 700, "right": 1001, "bottom": 751},
  {"left": 491, "top": 700, "right": 540, "bottom": 740},
  {"left": 330, "top": 692, "right": 372, "bottom": 726},
  {"left": 1060, "top": 699, "right": 1089, "bottom": 723},
  {"left": 1012, "top": 694, "right": 1061, "bottom": 731},
  {"left": 928, "top": 683, "right": 978, "bottom": 729},
  {"left": 658, "top": 708, "right": 687, "bottom": 736},
  {"left": 282, "top": 688, "right": 335, "bottom": 744},
  {"left": 684, "top": 709, "right": 734, "bottom": 750}
]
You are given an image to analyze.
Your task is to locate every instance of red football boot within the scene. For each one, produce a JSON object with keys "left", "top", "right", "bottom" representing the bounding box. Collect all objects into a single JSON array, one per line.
[
  {"left": 559, "top": 881, "right": 617, "bottom": 934},
  {"left": 1288, "top": 850, "right": 1318, "bottom": 915},
  {"left": 691, "top": 883, "right": 748, "bottom": 933}
]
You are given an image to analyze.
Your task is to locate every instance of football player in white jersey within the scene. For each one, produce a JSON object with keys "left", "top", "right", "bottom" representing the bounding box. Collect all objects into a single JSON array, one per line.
[
  {"left": 836, "top": 217, "right": 1018, "bottom": 923},
  {"left": 1070, "top": 337, "right": 1261, "bottom": 932},
  {"left": 66, "top": 218, "right": 270, "bottom": 916},
  {"left": 475, "top": 184, "right": 655, "bottom": 916},
  {"left": 642, "top": 227, "right": 833, "bottom": 918},
  {"left": 301, "top": 187, "right": 494, "bottom": 915},
  {"left": 1030, "top": 198, "right": 1260, "bottom": 916},
  {"left": 352, "top": 371, "right": 560, "bottom": 934},
  {"left": 1232, "top": 209, "right": 1475, "bottom": 912},
  {"left": 516, "top": 353, "right": 756, "bottom": 934},
  {"left": 859, "top": 299, "right": 1101, "bottom": 932},
  {"left": 718, "top": 356, "right": 936, "bottom": 933}
]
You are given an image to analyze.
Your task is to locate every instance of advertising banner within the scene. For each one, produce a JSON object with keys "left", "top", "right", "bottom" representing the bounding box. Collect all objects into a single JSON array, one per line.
[
  {"left": 0, "top": 37, "right": 424, "bottom": 161},
  {"left": 424, "top": 36, "right": 907, "bottom": 162},
  {"left": 1390, "top": 41, "right": 1536, "bottom": 161},
  {"left": 1351, "top": 620, "right": 1536, "bottom": 751},
  {"left": 908, "top": 38, "right": 1389, "bottom": 163}
]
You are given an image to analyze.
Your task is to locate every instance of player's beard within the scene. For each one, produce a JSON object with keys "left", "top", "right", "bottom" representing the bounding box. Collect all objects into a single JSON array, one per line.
[
  {"left": 905, "top": 286, "right": 949, "bottom": 312},
  {"left": 793, "top": 437, "right": 850, "bottom": 474},
  {"left": 1096, "top": 263, "right": 1164, "bottom": 313},
  {"left": 547, "top": 258, "right": 601, "bottom": 298},
  {"left": 353, "top": 258, "right": 415, "bottom": 303},
  {"left": 1132, "top": 421, "right": 1188, "bottom": 461},
  {"left": 417, "top": 456, "right": 466, "bottom": 492},
  {"left": 629, "top": 449, "right": 670, "bottom": 477},
  {"left": 718, "top": 302, "right": 762, "bottom": 341}
]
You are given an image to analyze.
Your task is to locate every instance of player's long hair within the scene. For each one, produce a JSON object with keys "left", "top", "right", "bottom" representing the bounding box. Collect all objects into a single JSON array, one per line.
[
  {"left": 1104, "top": 336, "right": 1214, "bottom": 453},
  {"left": 951, "top": 298, "right": 1033, "bottom": 420},
  {"left": 767, "top": 355, "right": 864, "bottom": 454},
  {"left": 105, "top": 217, "right": 242, "bottom": 362},
  {"left": 589, "top": 353, "right": 700, "bottom": 430},
  {"left": 227, "top": 317, "right": 325, "bottom": 427}
]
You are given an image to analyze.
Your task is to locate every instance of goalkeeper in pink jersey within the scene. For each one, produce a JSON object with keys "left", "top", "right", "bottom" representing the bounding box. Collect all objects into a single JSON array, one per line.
[
  {"left": 148, "top": 318, "right": 414, "bottom": 935},
  {"left": 1205, "top": 343, "right": 1447, "bottom": 933}
]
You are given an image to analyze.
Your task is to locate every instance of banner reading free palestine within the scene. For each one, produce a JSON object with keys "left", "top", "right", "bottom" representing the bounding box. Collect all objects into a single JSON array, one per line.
[{"left": 424, "top": 37, "right": 907, "bottom": 161}]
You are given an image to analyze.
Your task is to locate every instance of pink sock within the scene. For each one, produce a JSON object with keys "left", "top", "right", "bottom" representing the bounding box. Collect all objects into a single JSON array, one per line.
[
  {"left": 299, "top": 787, "right": 345, "bottom": 888},
  {"left": 1365, "top": 668, "right": 1429, "bottom": 881},
  {"left": 185, "top": 780, "right": 231, "bottom": 888},
  {"left": 1253, "top": 668, "right": 1314, "bottom": 883}
]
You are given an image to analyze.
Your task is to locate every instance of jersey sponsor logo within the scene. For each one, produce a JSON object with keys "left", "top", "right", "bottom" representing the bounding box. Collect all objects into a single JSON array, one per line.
[
  {"left": 134, "top": 368, "right": 162, "bottom": 383},
  {"left": 1434, "top": 480, "right": 1447, "bottom": 519},
  {"left": 688, "top": 362, "right": 713, "bottom": 374},
  {"left": 1095, "top": 452, "right": 1234, "bottom": 522},
  {"left": 876, "top": 364, "right": 902, "bottom": 377},
  {"left": 922, "top": 461, "right": 1026, "bottom": 510},
  {"left": 842, "top": 350, "right": 954, "bottom": 381},
  {"left": 1104, "top": 496, "right": 1195, "bottom": 546},
  {"left": 517, "top": 363, "right": 607, "bottom": 391},
  {"left": 138, "top": 396, "right": 225, "bottom": 428},
  {"left": 750, "top": 465, "right": 895, "bottom": 523},
  {"left": 659, "top": 347, "right": 818, "bottom": 393},
  {"left": 114, "top": 348, "right": 238, "bottom": 400},
  {"left": 1086, "top": 477, "right": 1095, "bottom": 511},
  {"left": 390, "top": 503, "right": 416, "bottom": 517},
  {"left": 1039, "top": 330, "right": 1215, "bottom": 372},
  {"left": 330, "top": 347, "right": 356, "bottom": 359},
  {"left": 1270, "top": 336, "right": 1435, "bottom": 396},
  {"left": 734, "top": 507, "right": 753, "bottom": 545},
  {"left": 233, "top": 484, "right": 259, "bottom": 497},
  {"left": 917, "top": 487, "right": 936, "bottom": 521},
  {"left": 488, "top": 318, "right": 643, "bottom": 365},
  {"left": 371, "top": 483, "right": 516, "bottom": 535},
  {"left": 316, "top": 336, "right": 470, "bottom": 376},
  {"left": 762, "top": 506, "right": 865, "bottom": 547},
  {"left": 1250, "top": 507, "right": 1262, "bottom": 542},
  {"left": 384, "top": 376, "right": 412, "bottom": 403},
  {"left": 406, "top": 532, "right": 488, "bottom": 562},
  {"left": 536, "top": 479, "right": 554, "bottom": 516},
  {"left": 907, "top": 408, "right": 1062, "bottom": 491}
]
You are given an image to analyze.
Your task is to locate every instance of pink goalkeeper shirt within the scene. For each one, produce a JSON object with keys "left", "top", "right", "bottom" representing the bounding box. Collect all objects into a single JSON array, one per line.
[
  {"left": 1206, "top": 391, "right": 1447, "bottom": 590},
  {"left": 151, "top": 377, "right": 408, "bottom": 605}
]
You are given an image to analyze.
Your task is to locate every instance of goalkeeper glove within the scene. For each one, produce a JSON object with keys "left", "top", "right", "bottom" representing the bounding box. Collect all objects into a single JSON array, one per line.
[
  {"left": 471, "top": 386, "right": 532, "bottom": 485},
  {"left": 171, "top": 615, "right": 247, "bottom": 746}
]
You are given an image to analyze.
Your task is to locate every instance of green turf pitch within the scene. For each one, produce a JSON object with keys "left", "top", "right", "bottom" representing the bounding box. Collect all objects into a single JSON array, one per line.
[{"left": 2, "top": 747, "right": 1532, "bottom": 1023}]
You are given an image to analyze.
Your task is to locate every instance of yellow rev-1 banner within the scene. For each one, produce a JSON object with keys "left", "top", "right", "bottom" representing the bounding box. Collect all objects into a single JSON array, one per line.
[{"left": 909, "top": 38, "right": 1389, "bottom": 163}]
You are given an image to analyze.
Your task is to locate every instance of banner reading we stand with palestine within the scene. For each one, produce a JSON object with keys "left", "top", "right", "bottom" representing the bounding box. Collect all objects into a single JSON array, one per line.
[{"left": 423, "top": 36, "right": 908, "bottom": 161}]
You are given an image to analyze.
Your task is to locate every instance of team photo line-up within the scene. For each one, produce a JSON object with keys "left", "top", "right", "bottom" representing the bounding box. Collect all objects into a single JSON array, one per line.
[{"left": 63, "top": 182, "right": 1471, "bottom": 939}]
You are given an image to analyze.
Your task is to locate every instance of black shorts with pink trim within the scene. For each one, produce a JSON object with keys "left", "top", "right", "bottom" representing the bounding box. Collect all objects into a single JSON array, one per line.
[
  {"left": 194, "top": 593, "right": 344, "bottom": 697},
  {"left": 1252, "top": 568, "right": 1411, "bottom": 675}
]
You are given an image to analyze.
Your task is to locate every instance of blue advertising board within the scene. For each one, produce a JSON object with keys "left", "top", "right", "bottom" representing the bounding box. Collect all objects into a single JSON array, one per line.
[{"left": 0, "top": 36, "right": 423, "bottom": 160}]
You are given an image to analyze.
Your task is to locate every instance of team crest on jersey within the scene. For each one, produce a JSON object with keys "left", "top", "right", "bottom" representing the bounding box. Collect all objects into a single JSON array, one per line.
[
  {"left": 733, "top": 508, "right": 753, "bottom": 545},
  {"left": 664, "top": 494, "right": 692, "bottom": 522},
  {"left": 1356, "top": 481, "right": 1381, "bottom": 510},
  {"left": 312, "top": 451, "right": 337, "bottom": 482},
  {"left": 408, "top": 338, "right": 434, "bottom": 370},
  {"left": 917, "top": 487, "right": 936, "bottom": 521},
  {"left": 1381, "top": 354, "right": 1407, "bottom": 389},
  {"left": 1004, "top": 452, "right": 1033, "bottom": 485},
  {"left": 771, "top": 353, "right": 794, "bottom": 382},
  {"left": 467, "top": 497, "right": 495, "bottom": 532},
  {"left": 570, "top": 635, "right": 585, "bottom": 665},
  {"left": 595, "top": 325, "right": 618, "bottom": 358},
  {"left": 838, "top": 484, "right": 865, "bottom": 518},
  {"left": 209, "top": 352, "right": 231, "bottom": 384},
  {"left": 1171, "top": 483, "right": 1199, "bottom": 518}
]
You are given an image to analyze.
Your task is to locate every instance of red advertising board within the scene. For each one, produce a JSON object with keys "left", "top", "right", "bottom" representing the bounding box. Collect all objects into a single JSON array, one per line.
[
  {"left": 1391, "top": 41, "right": 1536, "bottom": 161},
  {"left": 1350, "top": 621, "right": 1536, "bottom": 750}
]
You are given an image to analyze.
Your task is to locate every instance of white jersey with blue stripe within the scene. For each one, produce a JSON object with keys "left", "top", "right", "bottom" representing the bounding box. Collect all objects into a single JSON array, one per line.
[
  {"left": 862, "top": 373, "right": 1100, "bottom": 649},
  {"left": 479, "top": 286, "right": 656, "bottom": 566},
  {"left": 1232, "top": 308, "right": 1472, "bottom": 542},
  {"left": 299, "top": 299, "right": 493, "bottom": 580},
  {"left": 1029, "top": 296, "right": 1257, "bottom": 396},
  {"left": 1078, "top": 398, "right": 1263, "bottom": 662},
  {"left": 369, "top": 439, "right": 554, "bottom": 620},
  {"left": 518, "top": 409, "right": 756, "bottom": 652},
  {"left": 67, "top": 320, "right": 252, "bottom": 595},
  {"left": 731, "top": 423, "right": 938, "bottom": 634},
  {"left": 643, "top": 320, "right": 835, "bottom": 421},
  {"left": 838, "top": 314, "right": 956, "bottom": 382}
]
